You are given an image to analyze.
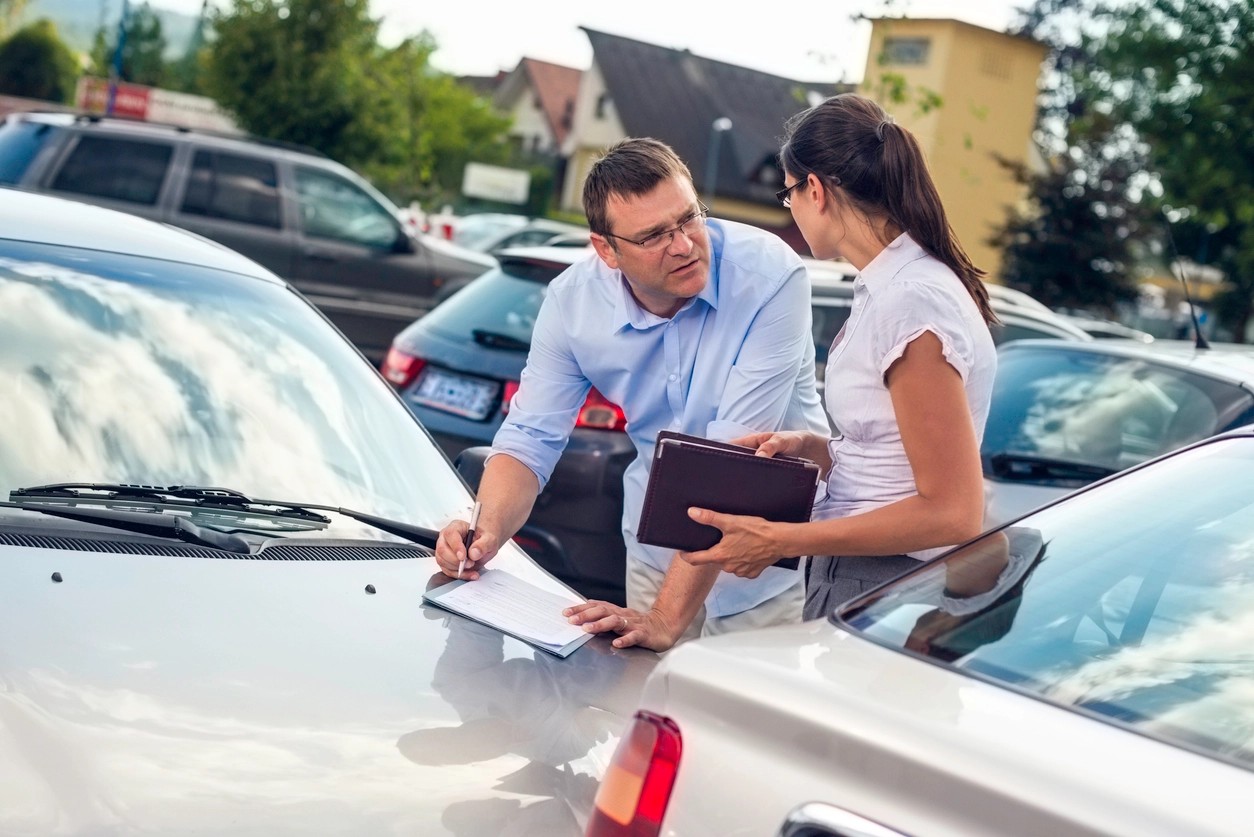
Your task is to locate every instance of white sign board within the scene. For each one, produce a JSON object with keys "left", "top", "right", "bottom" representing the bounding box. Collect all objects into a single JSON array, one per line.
[{"left": 462, "top": 163, "right": 530, "bottom": 205}]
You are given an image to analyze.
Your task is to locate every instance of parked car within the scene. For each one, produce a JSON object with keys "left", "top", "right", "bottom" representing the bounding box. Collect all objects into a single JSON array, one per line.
[
  {"left": 591, "top": 427, "right": 1254, "bottom": 837},
  {"left": 807, "top": 263, "right": 1092, "bottom": 397},
  {"left": 0, "top": 111, "right": 495, "bottom": 363},
  {"left": 452, "top": 212, "right": 589, "bottom": 255},
  {"left": 982, "top": 338, "right": 1254, "bottom": 527},
  {"left": 0, "top": 187, "right": 656, "bottom": 834},
  {"left": 1060, "top": 312, "right": 1157, "bottom": 342},
  {"left": 384, "top": 251, "right": 1093, "bottom": 604},
  {"left": 384, "top": 247, "right": 635, "bottom": 604}
]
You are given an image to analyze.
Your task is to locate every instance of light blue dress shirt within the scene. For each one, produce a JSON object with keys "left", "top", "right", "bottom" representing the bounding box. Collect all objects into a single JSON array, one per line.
[{"left": 491, "top": 218, "right": 828, "bottom": 617}]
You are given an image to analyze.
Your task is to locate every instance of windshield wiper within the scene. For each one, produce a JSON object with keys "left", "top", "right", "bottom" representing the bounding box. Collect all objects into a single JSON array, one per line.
[
  {"left": 10, "top": 483, "right": 439, "bottom": 549},
  {"left": 986, "top": 453, "right": 1119, "bottom": 482},
  {"left": 11, "top": 483, "right": 332, "bottom": 522},
  {"left": 471, "top": 329, "right": 530, "bottom": 352},
  {"left": 1, "top": 500, "right": 252, "bottom": 553}
]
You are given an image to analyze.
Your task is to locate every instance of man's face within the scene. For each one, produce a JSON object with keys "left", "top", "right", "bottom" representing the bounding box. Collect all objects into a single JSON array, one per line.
[{"left": 590, "top": 176, "right": 711, "bottom": 318}]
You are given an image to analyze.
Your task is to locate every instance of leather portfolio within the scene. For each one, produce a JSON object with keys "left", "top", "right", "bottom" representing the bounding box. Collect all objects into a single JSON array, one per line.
[{"left": 636, "top": 430, "right": 822, "bottom": 570}]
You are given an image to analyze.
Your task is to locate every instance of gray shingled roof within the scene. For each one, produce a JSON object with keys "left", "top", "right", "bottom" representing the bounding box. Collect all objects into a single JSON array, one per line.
[{"left": 582, "top": 28, "right": 849, "bottom": 204}]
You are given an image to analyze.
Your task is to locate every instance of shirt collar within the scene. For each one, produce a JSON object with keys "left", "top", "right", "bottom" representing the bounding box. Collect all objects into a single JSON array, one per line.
[
  {"left": 856, "top": 232, "right": 928, "bottom": 293},
  {"left": 610, "top": 255, "right": 721, "bottom": 332}
]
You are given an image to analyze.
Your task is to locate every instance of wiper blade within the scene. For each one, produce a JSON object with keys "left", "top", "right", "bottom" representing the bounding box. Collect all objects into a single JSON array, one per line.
[
  {"left": 11, "top": 483, "right": 331, "bottom": 523},
  {"left": 471, "top": 329, "right": 530, "bottom": 352},
  {"left": 10, "top": 483, "right": 440, "bottom": 549},
  {"left": 2, "top": 501, "right": 251, "bottom": 554},
  {"left": 987, "top": 452, "right": 1119, "bottom": 482}
]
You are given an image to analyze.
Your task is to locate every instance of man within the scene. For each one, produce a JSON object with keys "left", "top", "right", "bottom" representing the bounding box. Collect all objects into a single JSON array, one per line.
[{"left": 434, "top": 138, "right": 827, "bottom": 651}]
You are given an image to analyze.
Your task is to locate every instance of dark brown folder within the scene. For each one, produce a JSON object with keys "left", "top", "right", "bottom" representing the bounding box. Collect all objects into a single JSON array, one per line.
[{"left": 636, "top": 431, "right": 821, "bottom": 570}]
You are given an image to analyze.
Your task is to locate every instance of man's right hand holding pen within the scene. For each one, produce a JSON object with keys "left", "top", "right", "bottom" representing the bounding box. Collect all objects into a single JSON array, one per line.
[{"left": 435, "top": 500, "right": 499, "bottom": 581}]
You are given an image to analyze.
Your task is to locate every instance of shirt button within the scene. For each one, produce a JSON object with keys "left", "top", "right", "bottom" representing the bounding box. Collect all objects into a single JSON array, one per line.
[{"left": 668, "top": 374, "right": 677, "bottom": 381}]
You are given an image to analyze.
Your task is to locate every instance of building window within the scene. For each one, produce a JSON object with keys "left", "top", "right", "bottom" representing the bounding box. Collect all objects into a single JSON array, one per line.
[
  {"left": 882, "top": 37, "right": 931, "bottom": 66},
  {"left": 595, "top": 93, "right": 610, "bottom": 119}
]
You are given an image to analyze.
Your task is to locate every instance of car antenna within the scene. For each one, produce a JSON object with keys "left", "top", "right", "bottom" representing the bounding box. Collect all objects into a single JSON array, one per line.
[{"left": 1162, "top": 207, "right": 1209, "bottom": 350}]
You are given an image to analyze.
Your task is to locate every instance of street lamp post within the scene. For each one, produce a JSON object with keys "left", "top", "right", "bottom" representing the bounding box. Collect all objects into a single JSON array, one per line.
[{"left": 704, "top": 117, "right": 732, "bottom": 207}]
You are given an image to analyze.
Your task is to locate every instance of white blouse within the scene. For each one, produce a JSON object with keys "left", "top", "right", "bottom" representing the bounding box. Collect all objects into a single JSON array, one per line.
[{"left": 813, "top": 233, "right": 997, "bottom": 559}]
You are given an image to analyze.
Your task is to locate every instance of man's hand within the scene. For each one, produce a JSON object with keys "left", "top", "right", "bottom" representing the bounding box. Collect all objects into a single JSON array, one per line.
[
  {"left": 434, "top": 518, "right": 501, "bottom": 581},
  {"left": 680, "top": 507, "right": 787, "bottom": 579},
  {"left": 730, "top": 430, "right": 832, "bottom": 472},
  {"left": 564, "top": 600, "right": 682, "bottom": 652}
]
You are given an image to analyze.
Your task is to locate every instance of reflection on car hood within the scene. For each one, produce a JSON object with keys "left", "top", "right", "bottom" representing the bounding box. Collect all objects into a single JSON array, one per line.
[{"left": 0, "top": 544, "right": 656, "bottom": 835}]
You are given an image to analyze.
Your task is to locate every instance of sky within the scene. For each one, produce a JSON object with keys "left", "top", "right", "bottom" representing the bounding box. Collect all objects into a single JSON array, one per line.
[{"left": 150, "top": 0, "right": 1026, "bottom": 84}]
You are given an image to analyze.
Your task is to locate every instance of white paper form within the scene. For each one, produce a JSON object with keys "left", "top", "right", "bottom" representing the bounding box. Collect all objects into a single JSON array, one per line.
[{"left": 433, "top": 569, "right": 588, "bottom": 648}]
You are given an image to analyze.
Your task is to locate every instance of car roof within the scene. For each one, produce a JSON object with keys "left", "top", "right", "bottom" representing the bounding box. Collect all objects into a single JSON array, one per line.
[
  {"left": 10, "top": 110, "right": 328, "bottom": 161},
  {"left": 0, "top": 186, "right": 283, "bottom": 283},
  {"left": 1000, "top": 337, "right": 1254, "bottom": 386}
]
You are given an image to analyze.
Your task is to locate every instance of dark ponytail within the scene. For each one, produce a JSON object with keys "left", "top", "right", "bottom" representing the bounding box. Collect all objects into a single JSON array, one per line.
[{"left": 781, "top": 94, "right": 996, "bottom": 324}]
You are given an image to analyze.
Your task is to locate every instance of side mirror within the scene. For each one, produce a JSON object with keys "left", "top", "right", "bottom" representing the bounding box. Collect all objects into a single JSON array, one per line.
[{"left": 393, "top": 226, "right": 417, "bottom": 254}]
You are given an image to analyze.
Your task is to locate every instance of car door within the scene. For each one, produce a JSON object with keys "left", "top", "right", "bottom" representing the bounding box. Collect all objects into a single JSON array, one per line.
[
  {"left": 37, "top": 131, "right": 175, "bottom": 224},
  {"left": 289, "top": 163, "right": 436, "bottom": 362},
  {"left": 168, "top": 146, "right": 294, "bottom": 279}
]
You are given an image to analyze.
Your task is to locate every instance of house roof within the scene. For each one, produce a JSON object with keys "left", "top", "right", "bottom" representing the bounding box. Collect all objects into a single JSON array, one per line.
[
  {"left": 581, "top": 27, "right": 850, "bottom": 204},
  {"left": 519, "top": 58, "right": 582, "bottom": 146}
]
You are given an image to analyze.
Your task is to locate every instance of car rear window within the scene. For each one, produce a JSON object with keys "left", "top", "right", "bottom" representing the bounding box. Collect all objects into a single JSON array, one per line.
[
  {"left": 419, "top": 261, "right": 560, "bottom": 348},
  {"left": 51, "top": 135, "right": 173, "bottom": 205},
  {"left": 841, "top": 437, "right": 1254, "bottom": 771},
  {"left": 0, "top": 119, "right": 52, "bottom": 183}
]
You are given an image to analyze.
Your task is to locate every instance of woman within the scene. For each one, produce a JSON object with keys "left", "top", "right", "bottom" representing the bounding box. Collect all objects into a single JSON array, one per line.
[{"left": 682, "top": 93, "right": 999, "bottom": 620}]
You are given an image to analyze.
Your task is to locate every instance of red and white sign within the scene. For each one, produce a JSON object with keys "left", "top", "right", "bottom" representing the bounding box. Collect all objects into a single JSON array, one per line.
[{"left": 75, "top": 77, "right": 239, "bottom": 133}]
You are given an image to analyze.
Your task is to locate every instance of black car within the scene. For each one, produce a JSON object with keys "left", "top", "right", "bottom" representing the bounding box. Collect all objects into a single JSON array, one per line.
[
  {"left": 0, "top": 111, "right": 496, "bottom": 363},
  {"left": 383, "top": 247, "right": 635, "bottom": 604}
]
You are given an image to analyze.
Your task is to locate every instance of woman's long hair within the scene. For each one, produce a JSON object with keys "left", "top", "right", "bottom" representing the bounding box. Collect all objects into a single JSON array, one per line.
[{"left": 781, "top": 94, "right": 996, "bottom": 324}]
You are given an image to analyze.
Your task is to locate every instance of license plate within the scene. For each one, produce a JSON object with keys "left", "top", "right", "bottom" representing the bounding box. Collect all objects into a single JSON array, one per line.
[{"left": 410, "top": 368, "right": 499, "bottom": 420}]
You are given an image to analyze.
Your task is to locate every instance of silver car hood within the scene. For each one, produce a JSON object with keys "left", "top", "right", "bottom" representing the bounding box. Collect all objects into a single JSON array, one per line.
[{"left": 0, "top": 543, "right": 655, "bottom": 835}]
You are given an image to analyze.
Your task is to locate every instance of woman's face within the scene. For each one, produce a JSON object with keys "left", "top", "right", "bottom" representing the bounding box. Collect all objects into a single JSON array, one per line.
[{"left": 785, "top": 170, "right": 848, "bottom": 261}]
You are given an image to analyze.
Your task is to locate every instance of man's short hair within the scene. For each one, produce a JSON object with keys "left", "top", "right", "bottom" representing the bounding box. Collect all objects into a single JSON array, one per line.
[{"left": 582, "top": 138, "right": 693, "bottom": 236}]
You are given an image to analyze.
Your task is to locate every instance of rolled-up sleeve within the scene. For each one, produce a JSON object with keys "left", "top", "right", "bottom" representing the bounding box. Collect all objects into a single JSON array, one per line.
[
  {"left": 489, "top": 290, "right": 591, "bottom": 490},
  {"left": 705, "top": 265, "right": 818, "bottom": 441}
]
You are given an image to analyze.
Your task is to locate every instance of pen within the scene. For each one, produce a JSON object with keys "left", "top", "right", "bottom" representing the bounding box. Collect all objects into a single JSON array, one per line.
[{"left": 459, "top": 501, "right": 481, "bottom": 580}]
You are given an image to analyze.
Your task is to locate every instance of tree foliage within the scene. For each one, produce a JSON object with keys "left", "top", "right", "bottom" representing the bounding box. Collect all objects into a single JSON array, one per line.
[
  {"left": 0, "top": 19, "right": 78, "bottom": 103},
  {"left": 1092, "top": 0, "right": 1254, "bottom": 340},
  {"left": 90, "top": 2, "right": 168, "bottom": 87},
  {"left": 202, "top": 1, "right": 510, "bottom": 205},
  {"left": 1001, "top": 0, "right": 1254, "bottom": 338}
]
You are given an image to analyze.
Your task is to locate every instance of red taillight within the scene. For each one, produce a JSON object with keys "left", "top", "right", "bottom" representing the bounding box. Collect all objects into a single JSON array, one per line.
[
  {"left": 577, "top": 387, "right": 627, "bottom": 431},
  {"left": 499, "top": 383, "right": 626, "bottom": 432},
  {"left": 586, "top": 711, "right": 682, "bottom": 837},
  {"left": 381, "top": 347, "right": 426, "bottom": 388},
  {"left": 501, "top": 380, "right": 521, "bottom": 414}
]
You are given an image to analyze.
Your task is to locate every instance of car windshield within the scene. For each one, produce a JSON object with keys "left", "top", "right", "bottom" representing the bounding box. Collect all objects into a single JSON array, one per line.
[
  {"left": 842, "top": 436, "right": 1254, "bottom": 770},
  {"left": 0, "top": 239, "right": 472, "bottom": 531},
  {"left": 981, "top": 345, "right": 1254, "bottom": 483}
]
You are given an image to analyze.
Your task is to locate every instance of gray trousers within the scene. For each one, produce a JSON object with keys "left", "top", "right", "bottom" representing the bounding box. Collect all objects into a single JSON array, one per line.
[{"left": 804, "top": 554, "right": 921, "bottom": 620}]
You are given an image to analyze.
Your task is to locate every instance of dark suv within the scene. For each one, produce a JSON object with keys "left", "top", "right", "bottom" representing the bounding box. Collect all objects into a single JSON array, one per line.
[{"left": 0, "top": 111, "right": 495, "bottom": 363}]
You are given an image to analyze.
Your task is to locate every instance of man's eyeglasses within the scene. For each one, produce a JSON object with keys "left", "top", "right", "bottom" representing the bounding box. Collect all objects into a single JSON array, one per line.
[
  {"left": 605, "top": 205, "right": 709, "bottom": 252},
  {"left": 775, "top": 178, "right": 808, "bottom": 208}
]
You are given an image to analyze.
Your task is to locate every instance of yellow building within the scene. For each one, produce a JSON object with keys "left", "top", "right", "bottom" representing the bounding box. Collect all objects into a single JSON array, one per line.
[{"left": 860, "top": 18, "right": 1048, "bottom": 281}]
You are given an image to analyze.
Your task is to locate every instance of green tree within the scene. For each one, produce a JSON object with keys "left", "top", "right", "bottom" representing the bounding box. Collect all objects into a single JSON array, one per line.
[
  {"left": 204, "top": 0, "right": 385, "bottom": 170},
  {"left": 203, "top": 5, "right": 511, "bottom": 204},
  {"left": 1092, "top": 0, "right": 1254, "bottom": 340},
  {"left": 90, "top": 2, "right": 168, "bottom": 87},
  {"left": 0, "top": 19, "right": 79, "bottom": 103}
]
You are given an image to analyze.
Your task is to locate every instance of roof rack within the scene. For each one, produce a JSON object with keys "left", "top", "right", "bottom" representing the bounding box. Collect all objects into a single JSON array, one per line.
[{"left": 59, "top": 111, "right": 328, "bottom": 159}]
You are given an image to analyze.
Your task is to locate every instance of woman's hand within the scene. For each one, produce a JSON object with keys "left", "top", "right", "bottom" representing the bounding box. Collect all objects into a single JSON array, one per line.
[
  {"left": 563, "top": 601, "right": 682, "bottom": 651},
  {"left": 679, "top": 508, "right": 789, "bottom": 579}
]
